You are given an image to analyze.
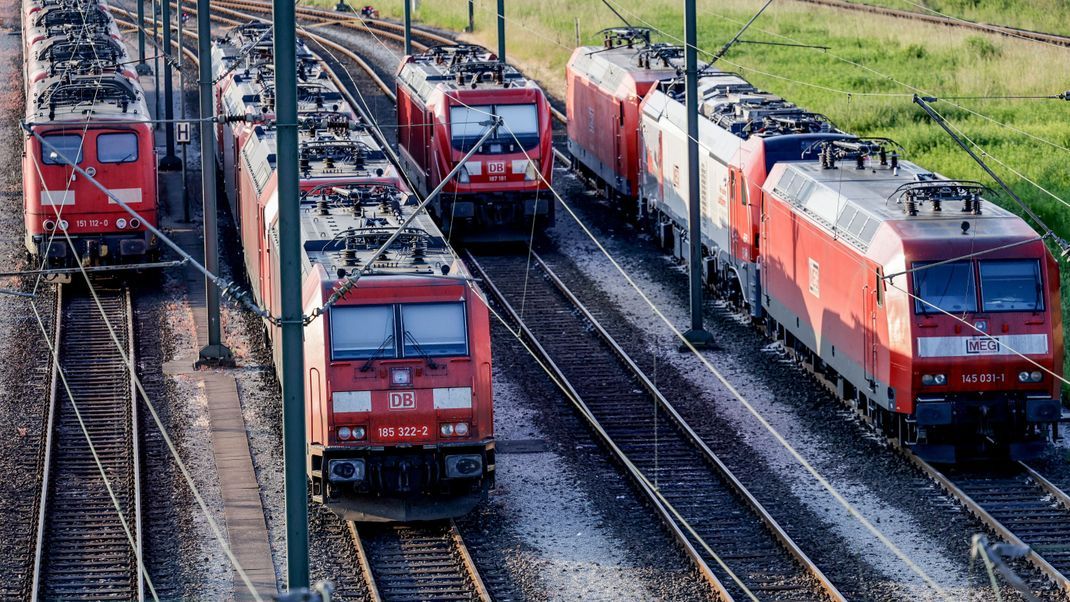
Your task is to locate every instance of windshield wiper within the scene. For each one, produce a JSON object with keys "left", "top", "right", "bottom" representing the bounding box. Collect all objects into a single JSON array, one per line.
[
  {"left": 360, "top": 334, "right": 394, "bottom": 372},
  {"left": 403, "top": 330, "right": 440, "bottom": 370}
]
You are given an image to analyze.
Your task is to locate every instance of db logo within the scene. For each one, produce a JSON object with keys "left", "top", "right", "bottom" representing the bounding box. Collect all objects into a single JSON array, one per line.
[
  {"left": 388, "top": 391, "right": 416, "bottom": 410},
  {"left": 487, "top": 161, "right": 506, "bottom": 174}
]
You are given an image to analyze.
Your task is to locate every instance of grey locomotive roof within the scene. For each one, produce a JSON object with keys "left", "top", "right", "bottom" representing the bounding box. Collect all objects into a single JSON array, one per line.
[
  {"left": 398, "top": 45, "right": 537, "bottom": 102},
  {"left": 644, "top": 70, "right": 835, "bottom": 151},
  {"left": 568, "top": 43, "right": 683, "bottom": 94},
  {"left": 766, "top": 159, "right": 1019, "bottom": 252},
  {"left": 299, "top": 185, "right": 459, "bottom": 278}
]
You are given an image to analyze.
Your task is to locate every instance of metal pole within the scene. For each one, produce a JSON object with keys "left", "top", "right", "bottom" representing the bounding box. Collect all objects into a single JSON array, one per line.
[
  {"left": 680, "top": 0, "right": 714, "bottom": 350},
  {"left": 496, "top": 0, "right": 505, "bottom": 63},
  {"left": 466, "top": 0, "right": 473, "bottom": 33},
  {"left": 160, "top": 0, "right": 180, "bottom": 170},
  {"left": 136, "top": 0, "right": 150, "bottom": 74},
  {"left": 273, "top": 0, "right": 310, "bottom": 588},
  {"left": 196, "top": 0, "right": 234, "bottom": 366},
  {"left": 177, "top": 0, "right": 190, "bottom": 221},
  {"left": 152, "top": 0, "right": 161, "bottom": 128},
  {"left": 403, "top": 0, "right": 412, "bottom": 55}
]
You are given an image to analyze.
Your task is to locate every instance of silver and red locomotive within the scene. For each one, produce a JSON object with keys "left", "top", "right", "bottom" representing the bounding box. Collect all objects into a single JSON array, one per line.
[
  {"left": 567, "top": 31, "right": 1064, "bottom": 462},
  {"left": 396, "top": 44, "right": 554, "bottom": 240},
  {"left": 215, "top": 25, "right": 495, "bottom": 520},
  {"left": 22, "top": 0, "right": 158, "bottom": 265}
]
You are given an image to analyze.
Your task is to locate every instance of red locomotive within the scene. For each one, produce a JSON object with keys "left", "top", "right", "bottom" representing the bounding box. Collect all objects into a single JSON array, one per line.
[
  {"left": 21, "top": 0, "right": 158, "bottom": 266},
  {"left": 566, "top": 33, "right": 1065, "bottom": 462},
  {"left": 566, "top": 28, "right": 683, "bottom": 206},
  {"left": 396, "top": 44, "right": 554, "bottom": 240},
  {"left": 216, "top": 26, "right": 495, "bottom": 520}
]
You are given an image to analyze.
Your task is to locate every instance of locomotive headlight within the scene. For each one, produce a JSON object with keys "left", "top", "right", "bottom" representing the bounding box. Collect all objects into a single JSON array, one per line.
[
  {"left": 454, "top": 422, "right": 469, "bottom": 436},
  {"left": 58, "top": 220, "right": 68, "bottom": 231},
  {"left": 337, "top": 426, "right": 352, "bottom": 440},
  {"left": 524, "top": 160, "right": 537, "bottom": 181},
  {"left": 444, "top": 454, "right": 482, "bottom": 478},
  {"left": 1020, "top": 371, "right": 1044, "bottom": 383},
  {"left": 440, "top": 423, "right": 454, "bottom": 437},
  {"left": 352, "top": 426, "right": 366, "bottom": 440},
  {"left": 391, "top": 367, "right": 412, "bottom": 386},
  {"left": 457, "top": 166, "right": 470, "bottom": 183},
  {"left": 328, "top": 459, "right": 365, "bottom": 482},
  {"left": 116, "top": 218, "right": 128, "bottom": 229},
  {"left": 43, "top": 220, "right": 56, "bottom": 231},
  {"left": 922, "top": 374, "right": 946, "bottom": 386}
]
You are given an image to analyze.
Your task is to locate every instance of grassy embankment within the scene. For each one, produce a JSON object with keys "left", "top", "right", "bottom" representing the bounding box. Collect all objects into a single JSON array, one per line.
[
  {"left": 839, "top": 0, "right": 1070, "bottom": 37},
  {"left": 326, "top": 0, "right": 1070, "bottom": 390}
]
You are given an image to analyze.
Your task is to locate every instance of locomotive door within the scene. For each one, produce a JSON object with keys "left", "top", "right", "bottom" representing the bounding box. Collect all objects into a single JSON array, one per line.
[
  {"left": 728, "top": 166, "right": 750, "bottom": 261},
  {"left": 863, "top": 267, "right": 882, "bottom": 388}
]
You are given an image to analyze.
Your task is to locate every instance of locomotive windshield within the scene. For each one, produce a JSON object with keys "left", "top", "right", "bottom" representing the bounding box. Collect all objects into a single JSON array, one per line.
[
  {"left": 979, "top": 259, "right": 1044, "bottom": 312},
  {"left": 449, "top": 104, "right": 539, "bottom": 153},
  {"left": 912, "top": 261, "right": 977, "bottom": 315},
  {"left": 41, "top": 133, "right": 83, "bottom": 165},
  {"left": 401, "top": 302, "right": 468, "bottom": 357},
  {"left": 331, "top": 304, "right": 395, "bottom": 360},
  {"left": 97, "top": 132, "right": 139, "bottom": 163},
  {"left": 330, "top": 302, "right": 469, "bottom": 360}
]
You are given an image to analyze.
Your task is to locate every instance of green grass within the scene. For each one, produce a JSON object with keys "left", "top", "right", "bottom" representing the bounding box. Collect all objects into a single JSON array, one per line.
[
  {"left": 840, "top": 0, "right": 1070, "bottom": 37},
  {"left": 335, "top": 0, "right": 1070, "bottom": 392}
]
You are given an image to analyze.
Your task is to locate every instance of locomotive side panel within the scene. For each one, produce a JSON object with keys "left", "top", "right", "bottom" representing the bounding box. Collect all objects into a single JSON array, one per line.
[{"left": 760, "top": 185, "right": 893, "bottom": 411}]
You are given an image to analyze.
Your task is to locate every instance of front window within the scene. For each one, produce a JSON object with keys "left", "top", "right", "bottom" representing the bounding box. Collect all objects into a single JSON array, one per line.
[
  {"left": 41, "top": 133, "right": 83, "bottom": 165},
  {"left": 97, "top": 132, "right": 139, "bottom": 163},
  {"left": 330, "top": 304, "right": 395, "bottom": 360},
  {"left": 980, "top": 259, "right": 1044, "bottom": 312},
  {"left": 449, "top": 103, "right": 539, "bottom": 153},
  {"left": 913, "top": 261, "right": 977, "bottom": 314},
  {"left": 400, "top": 302, "right": 468, "bottom": 357},
  {"left": 330, "top": 302, "right": 469, "bottom": 361}
]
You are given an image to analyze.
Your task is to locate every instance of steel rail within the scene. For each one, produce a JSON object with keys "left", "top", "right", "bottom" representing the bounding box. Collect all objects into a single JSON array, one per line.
[
  {"left": 348, "top": 520, "right": 491, "bottom": 602},
  {"left": 30, "top": 287, "right": 146, "bottom": 601},
  {"left": 906, "top": 453, "right": 1070, "bottom": 594},
  {"left": 467, "top": 249, "right": 846, "bottom": 601},
  {"left": 794, "top": 0, "right": 1070, "bottom": 47},
  {"left": 28, "top": 286, "right": 63, "bottom": 600},
  {"left": 211, "top": 0, "right": 454, "bottom": 47}
]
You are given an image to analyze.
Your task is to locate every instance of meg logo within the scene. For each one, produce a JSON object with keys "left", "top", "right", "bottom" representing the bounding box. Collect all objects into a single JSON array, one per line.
[
  {"left": 966, "top": 337, "right": 1001, "bottom": 355},
  {"left": 388, "top": 391, "right": 417, "bottom": 410}
]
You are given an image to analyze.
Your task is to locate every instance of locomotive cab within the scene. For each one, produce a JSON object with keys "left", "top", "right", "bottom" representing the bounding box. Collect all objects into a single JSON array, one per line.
[
  {"left": 308, "top": 279, "right": 495, "bottom": 522},
  {"left": 24, "top": 123, "right": 158, "bottom": 265},
  {"left": 395, "top": 45, "right": 555, "bottom": 241},
  {"left": 896, "top": 239, "right": 1063, "bottom": 462}
]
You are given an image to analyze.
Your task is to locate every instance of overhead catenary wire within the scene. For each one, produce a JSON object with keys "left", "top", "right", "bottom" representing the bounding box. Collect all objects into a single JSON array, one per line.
[
  {"left": 27, "top": 150, "right": 267, "bottom": 602},
  {"left": 479, "top": 298, "right": 762, "bottom": 601},
  {"left": 25, "top": 36, "right": 158, "bottom": 590},
  {"left": 486, "top": 116, "right": 954, "bottom": 598},
  {"left": 23, "top": 126, "right": 276, "bottom": 323},
  {"left": 602, "top": 0, "right": 1070, "bottom": 155},
  {"left": 25, "top": 292, "right": 160, "bottom": 601},
  {"left": 273, "top": 8, "right": 949, "bottom": 593}
]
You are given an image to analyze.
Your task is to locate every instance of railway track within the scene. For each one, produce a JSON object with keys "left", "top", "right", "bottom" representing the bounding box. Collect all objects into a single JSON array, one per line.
[
  {"left": 30, "top": 285, "right": 146, "bottom": 601},
  {"left": 908, "top": 455, "right": 1070, "bottom": 595},
  {"left": 212, "top": 0, "right": 451, "bottom": 50},
  {"left": 466, "top": 250, "right": 843, "bottom": 602},
  {"left": 349, "top": 520, "right": 490, "bottom": 602},
  {"left": 797, "top": 0, "right": 1070, "bottom": 47}
]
